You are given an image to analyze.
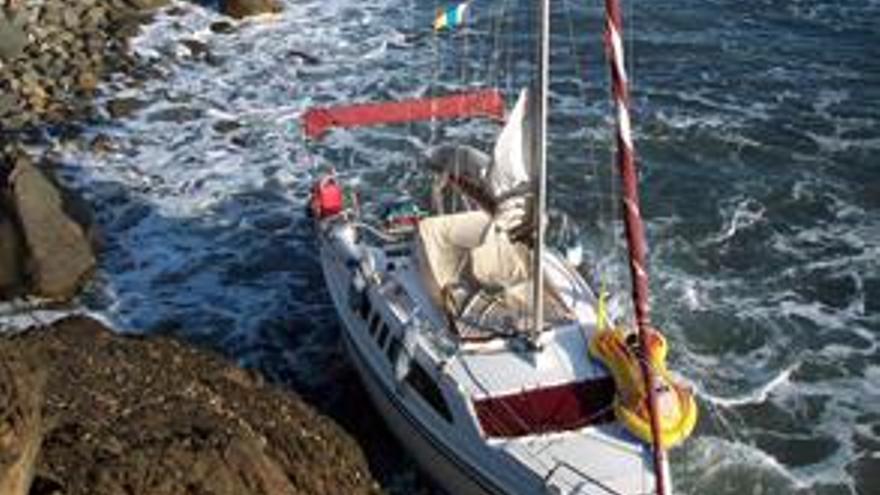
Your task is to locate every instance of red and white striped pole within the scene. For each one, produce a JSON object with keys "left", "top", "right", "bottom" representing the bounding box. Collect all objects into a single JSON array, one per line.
[{"left": 602, "top": 1, "right": 671, "bottom": 494}]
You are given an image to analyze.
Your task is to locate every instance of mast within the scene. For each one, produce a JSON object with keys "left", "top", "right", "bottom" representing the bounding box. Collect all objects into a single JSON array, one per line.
[
  {"left": 530, "top": 0, "right": 550, "bottom": 341},
  {"left": 603, "top": 1, "right": 671, "bottom": 494}
]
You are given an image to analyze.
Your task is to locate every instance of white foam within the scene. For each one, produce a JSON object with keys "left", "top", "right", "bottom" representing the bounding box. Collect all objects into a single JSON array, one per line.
[
  {"left": 681, "top": 437, "right": 805, "bottom": 490},
  {"left": 0, "top": 2, "right": 873, "bottom": 493},
  {"left": 702, "top": 195, "right": 765, "bottom": 246},
  {"left": 700, "top": 364, "right": 796, "bottom": 407}
]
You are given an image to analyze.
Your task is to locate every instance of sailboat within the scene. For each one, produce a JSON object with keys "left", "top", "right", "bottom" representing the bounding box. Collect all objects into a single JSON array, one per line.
[{"left": 303, "top": 1, "right": 696, "bottom": 494}]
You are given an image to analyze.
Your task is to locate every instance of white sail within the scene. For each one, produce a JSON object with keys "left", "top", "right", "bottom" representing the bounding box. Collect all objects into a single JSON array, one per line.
[
  {"left": 490, "top": 88, "right": 532, "bottom": 200},
  {"left": 490, "top": 88, "right": 533, "bottom": 232}
]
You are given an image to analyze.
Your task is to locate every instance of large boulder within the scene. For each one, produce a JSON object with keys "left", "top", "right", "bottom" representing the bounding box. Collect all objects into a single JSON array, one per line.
[
  {"left": 220, "top": 0, "right": 283, "bottom": 19},
  {"left": 0, "top": 211, "right": 24, "bottom": 296},
  {"left": 2, "top": 317, "right": 380, "bottom": 495},
  {"left": 0, "top": 350, "right": 43, "bottom": 495},
  {"left": 8, "top": 154, "right": 95, "bottom": 299}
]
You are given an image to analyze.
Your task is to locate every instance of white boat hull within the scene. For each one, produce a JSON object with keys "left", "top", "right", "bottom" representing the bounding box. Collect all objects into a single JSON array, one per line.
[
  {"left": 316, "top": 219, "right": 658, "bottom": 495},
  {"left": 339, "top": 330, "right": 503, "bottom": 495}
]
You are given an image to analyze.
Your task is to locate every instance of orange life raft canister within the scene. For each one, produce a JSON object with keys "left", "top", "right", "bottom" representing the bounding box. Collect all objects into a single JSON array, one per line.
[{"left": 310, "top": 176, "right": 343, "bottom": 219}]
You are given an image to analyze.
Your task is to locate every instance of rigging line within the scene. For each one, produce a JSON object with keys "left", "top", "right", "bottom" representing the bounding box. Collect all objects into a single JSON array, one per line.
[
  {"left": 504, "top": 0, "right": 515, "bottom": 94},
  {"left": 628, "top": 0, "right": 635, "bottom": 94},
  {"left": 429, "top": 0, "right": 443, "bottom": 147},
  {"left": 602, "top": 0, "right": 624, "bottom": 298},
  {"left": 490, "top": 0, "right": 512, "bottom": 93},
  {"left": 490, "top": 0, "right": 504, "bottom": 91},
  {"left": 561, "top": 0, "right": 612, "bottom": 271}
]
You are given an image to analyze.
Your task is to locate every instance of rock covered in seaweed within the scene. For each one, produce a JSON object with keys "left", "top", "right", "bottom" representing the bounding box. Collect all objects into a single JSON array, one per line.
[{"left": 0, "top": 317, "right": 381, "bottom": 495}]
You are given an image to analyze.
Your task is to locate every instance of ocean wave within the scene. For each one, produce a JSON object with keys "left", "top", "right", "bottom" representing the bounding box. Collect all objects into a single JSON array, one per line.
[
  {"left": 0, "top": 1, "right": 873, "bottom": 493},
  {"left": 699, "top": 363, "right": 796, "bottom": 408}
]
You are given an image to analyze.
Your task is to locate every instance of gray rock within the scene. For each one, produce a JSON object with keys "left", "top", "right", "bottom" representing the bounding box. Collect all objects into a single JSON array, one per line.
[
  {"left": 106, "top": 96, "right": 145, "bottom": 119},
  {"left": 38, "top": 2, "right": 63, "bottom": 28},
  {"left": 0, "top": 9, "right": 27, "bottom": 61},
  {"left": 9, "top": 156, "right": 95, "bottom": 299},
  {"left": 62, "top": 8, "right": 79, "bottom": 30},
  {"left": 220, "top": 0, "right": 283, "bottom": 19},
  {"left": 83, "top": 5, "right": 107, "bottom": 29},
  {"left": 0, "top": 90, "right": 18, "bottom": 119}
]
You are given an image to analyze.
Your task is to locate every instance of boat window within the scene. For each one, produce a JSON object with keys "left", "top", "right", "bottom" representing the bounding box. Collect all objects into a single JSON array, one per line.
[
  {"left": 405, "top": 363, "right": 453, "bottom": 423},
  {"left": 368, "top": 313, "right": 381, "bottom": 336},
  {"left": 473, "top": 378, "right": 616, "bottom": 438},
  {"left": 358, "top": 292, "right": 371, "bottom": 320},
  {"left": 386, "top": 336, "right": 401, "bottom": 364},
  {"left": 377, "top": 323, "right": 390, "bottom": 348}
]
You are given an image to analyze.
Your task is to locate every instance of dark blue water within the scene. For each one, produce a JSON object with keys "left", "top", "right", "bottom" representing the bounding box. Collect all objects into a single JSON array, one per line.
[{"left": 4, "top": 1, "right": 876, "bottom": 493}]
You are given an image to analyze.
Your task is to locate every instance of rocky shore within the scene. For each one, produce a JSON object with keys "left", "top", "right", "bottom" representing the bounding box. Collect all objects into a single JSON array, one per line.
[
  {"left": 1, "top": 1, "right": 381, "bottom": 494},
  {"left": 0, "top": 0, "right": 282, "bottom": 131},
  {"left": 0, "top": 0, "right": 282, "bottom": 299},
  {"left": 0, "top": 317, "right": 380, "bottom": 495}
]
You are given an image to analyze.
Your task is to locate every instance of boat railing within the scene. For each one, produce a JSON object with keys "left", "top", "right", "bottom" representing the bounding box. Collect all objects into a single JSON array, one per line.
[
  {"left": 543, "top": 459, "right": 628, "bottom": 495},
  {"left": 348, "top": 220, "right": 407, "bottom": 244}
]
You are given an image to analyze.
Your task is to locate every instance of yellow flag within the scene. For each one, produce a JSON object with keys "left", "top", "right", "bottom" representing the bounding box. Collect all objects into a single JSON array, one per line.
[{"left": 434, "top": 2, "right": 470, "bottom": 31}]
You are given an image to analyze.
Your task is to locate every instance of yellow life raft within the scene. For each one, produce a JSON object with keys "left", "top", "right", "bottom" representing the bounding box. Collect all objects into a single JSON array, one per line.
[{"left": 588, "top": 327, "right": 698, "bottom": 448}]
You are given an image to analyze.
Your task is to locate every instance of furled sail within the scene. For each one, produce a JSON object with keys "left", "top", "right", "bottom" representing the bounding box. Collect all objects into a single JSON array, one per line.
[
  {"left": 489, "top": 88, "right": 533, "bottom": 235},
  {"left": 489, "top": 88, "right": 532, "bottom": 201},
  {"left": 426, "top": 88, "right": 534, "bottom": 234}
]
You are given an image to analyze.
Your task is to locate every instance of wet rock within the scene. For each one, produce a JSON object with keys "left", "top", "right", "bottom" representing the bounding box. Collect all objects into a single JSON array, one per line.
[
  {"left": 146, "top": 105, "right": 204, "bottom": 124},
  {"left": 9, "top": 155, "right": 95, "bottom": 299},
  {"left": 165, "top": 5, "right": 189, "bottom": 17},
  {"left": 220, "top": 0, "right": 283, "bottom": 19},
  {"left": 89, "top": 133, "right": 115, "bottom": 154},
  {"left": 213, "top": 119, "right": 242, "bottom": 134},
  {"left": 106, "top": 95, "right": 146, "bottom": 119},
  {"left": 110, "top": 11, "right": 148, "bottom": 40},
  {"left": 210, "top": 20, "right": 237, "bottom": 34},
  {"left": 287, "top": 49, "right": 321, "bottom": 66},
  {"left": 0, "top": 349, "right": 43, "bottom": 495},
  {"left": 180, "top": 38, "right": 210, "bottom": 59},
  {"left": 125, "top": 0, "right": 171, "bottom": 10},
  {"left": 0, "top": 317, "right": 381, "bottom": 495}
]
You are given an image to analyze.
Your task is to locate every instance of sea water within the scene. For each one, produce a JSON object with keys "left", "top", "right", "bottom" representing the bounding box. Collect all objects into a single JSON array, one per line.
[{"left": 5, "top": 1, "right": 878, "bottom": 493}]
